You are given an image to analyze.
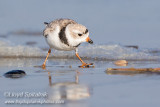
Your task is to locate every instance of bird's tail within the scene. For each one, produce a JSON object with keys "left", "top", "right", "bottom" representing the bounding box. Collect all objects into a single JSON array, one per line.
[{"left": 44, "top": 22, "right": 49, "bottom": 27}]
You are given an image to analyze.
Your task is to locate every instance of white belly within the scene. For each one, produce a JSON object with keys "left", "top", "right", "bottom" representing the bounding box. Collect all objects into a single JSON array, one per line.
[{"left": 45, "top": 34, "right": 75, "bottom": 51}]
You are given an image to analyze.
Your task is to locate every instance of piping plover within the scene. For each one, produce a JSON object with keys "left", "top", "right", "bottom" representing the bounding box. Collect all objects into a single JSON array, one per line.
[{"left": 41, "top": 19, "right": 94, "bottom": 69}]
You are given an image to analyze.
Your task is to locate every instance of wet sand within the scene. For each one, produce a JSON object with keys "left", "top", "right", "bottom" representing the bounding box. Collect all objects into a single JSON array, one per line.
[{"left": 0, "top": 58, "right": 160, "bottom": 107}]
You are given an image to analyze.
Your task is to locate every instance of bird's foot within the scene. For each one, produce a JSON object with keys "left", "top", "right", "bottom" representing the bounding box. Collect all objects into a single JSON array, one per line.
[
  {"left": 79, "top": 63, "right": 94, "bottom": 68},
  {"left": 41, "top": 64, "right": 46, "bottom": 69}
]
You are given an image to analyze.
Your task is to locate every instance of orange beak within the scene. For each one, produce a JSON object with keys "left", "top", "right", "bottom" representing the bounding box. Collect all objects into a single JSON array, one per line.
[{"left": 86, "top": 37, "right": 93, "bottom": 44}]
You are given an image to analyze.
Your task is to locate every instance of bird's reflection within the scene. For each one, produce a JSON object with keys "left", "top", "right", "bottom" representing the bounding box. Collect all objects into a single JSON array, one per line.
[{"left": 47, "top": 70, "right": 90, "bottom": 100}]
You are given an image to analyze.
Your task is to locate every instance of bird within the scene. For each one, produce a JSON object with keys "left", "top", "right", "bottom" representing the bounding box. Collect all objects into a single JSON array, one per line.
[{"left": 41, "top": 19, "right": 94, "bottom": 69}]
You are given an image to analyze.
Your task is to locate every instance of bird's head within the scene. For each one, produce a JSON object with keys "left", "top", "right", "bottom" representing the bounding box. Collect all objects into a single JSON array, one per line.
[{"left": 66, "top": 24, "right": 93, "bottom": 45}]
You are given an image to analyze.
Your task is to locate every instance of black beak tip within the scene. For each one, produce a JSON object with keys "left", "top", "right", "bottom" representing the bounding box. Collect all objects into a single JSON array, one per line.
[{"left": 88, "top": 40, "right": 93, "bottom": 44}]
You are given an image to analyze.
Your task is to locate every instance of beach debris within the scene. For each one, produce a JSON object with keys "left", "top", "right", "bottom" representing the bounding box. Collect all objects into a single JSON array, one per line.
[
  {"left": 106, "top": 67, "right": 160, "bottom": 75},
  {"left": 26, "top": 41, "right": 37, "bottom": 46},
  {"left": 125, "top": 45, "right": 139, "bottom": 49},
  {"left": 114, "top": 60, "right": 128, "bottom": 66},
  {"left": 0, "top": 34, "right": 7, "bottom": 38},
  {"left": 4, "top": 70, "right": 26, "bottom": 78},
  {"left": 10, "top": 30, "right": 42, "bottom": 36}
]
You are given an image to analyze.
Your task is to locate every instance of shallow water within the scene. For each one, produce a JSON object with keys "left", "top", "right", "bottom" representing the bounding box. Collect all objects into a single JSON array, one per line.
[
  {"left": 0, "top": 58, "right": 160, "bottom": 107},
  {"left": 1, "top": 0, "right": 160, "bottom": 107}
]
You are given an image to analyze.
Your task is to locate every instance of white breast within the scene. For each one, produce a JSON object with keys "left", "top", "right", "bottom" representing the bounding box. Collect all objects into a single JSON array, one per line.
[{"left": 45, "top": 26, "right": 75, "bottom": 51}]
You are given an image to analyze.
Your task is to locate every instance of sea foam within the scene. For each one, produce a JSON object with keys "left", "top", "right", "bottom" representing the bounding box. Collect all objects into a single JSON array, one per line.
[{"left": 0, "top": 40, "right": 159, "bottom": 61}]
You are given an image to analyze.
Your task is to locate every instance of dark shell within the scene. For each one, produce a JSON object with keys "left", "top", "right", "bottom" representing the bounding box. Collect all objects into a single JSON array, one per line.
[{"left": 4, "top": 70, "right": 26, "bottom": 78}]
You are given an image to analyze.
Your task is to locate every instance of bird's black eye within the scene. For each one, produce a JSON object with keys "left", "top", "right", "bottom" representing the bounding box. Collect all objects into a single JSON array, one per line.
[{"left": 78, "top": 34, "right": 82, "bottom": 36}]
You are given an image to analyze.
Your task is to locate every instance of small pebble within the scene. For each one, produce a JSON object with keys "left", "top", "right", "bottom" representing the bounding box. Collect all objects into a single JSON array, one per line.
[
  {"left": 4, "top": 70, "right": 26, "bottom": 78},
  {"left": 114, "top": 60, "right": 128, "bottom": 66}
]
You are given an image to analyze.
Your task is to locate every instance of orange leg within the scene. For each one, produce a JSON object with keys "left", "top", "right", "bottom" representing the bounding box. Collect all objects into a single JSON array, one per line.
[
  {"left": 42, "top": 49, "right": 51, "bottom": 69},
  {"left": 75, "top": 53, "right": 93, "bottom": 68}
]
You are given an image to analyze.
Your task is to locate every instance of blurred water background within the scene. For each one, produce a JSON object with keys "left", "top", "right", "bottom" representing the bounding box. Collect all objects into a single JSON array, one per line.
[
  {"left": 0, "top": 0, "right": 160, "bottom": 48},
  {"left": 1, "top": 0, "right": 160, "bottom": 60}
]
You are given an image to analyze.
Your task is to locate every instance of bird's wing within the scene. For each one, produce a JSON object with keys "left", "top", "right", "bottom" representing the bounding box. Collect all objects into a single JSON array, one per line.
[{"left": 43, "top": 19, "right": 77, "bottom": 37}]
